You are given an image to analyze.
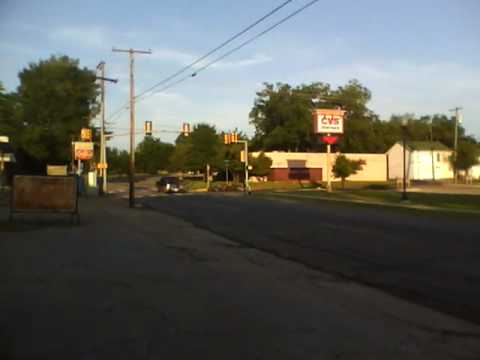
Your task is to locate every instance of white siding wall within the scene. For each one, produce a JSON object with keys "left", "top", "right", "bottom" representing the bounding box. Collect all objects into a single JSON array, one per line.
[
  {"left": 253, "top": 152, "right": 387, "bottom": 182},
  {"left": 386, "top": 143, "right": 412, "bottom": 180},
  {"left": 387, "top": 143, "right": 453, "bottom": 180}
]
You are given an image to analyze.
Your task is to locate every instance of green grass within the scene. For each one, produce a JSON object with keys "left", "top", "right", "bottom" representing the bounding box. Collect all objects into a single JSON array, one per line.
[
  {"left": 257, "top": 188, "right": 480, "bottom": 214},
  {"left": 250, "top": 180, "right": 395, "bottom": 192},
  {"left": 183, "top": 179, "right": 208, "bottom": 192},
  {"left": 250, "top": 180, "right": 319, "bottom": 191}
]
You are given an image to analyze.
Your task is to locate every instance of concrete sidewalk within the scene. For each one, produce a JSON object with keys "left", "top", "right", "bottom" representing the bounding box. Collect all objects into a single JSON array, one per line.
[{"left": 1, "top": 197, "right": 480, "bottom": 359}]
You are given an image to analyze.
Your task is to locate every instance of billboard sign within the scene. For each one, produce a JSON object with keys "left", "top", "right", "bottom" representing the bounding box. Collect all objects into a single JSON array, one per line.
[
  {"left": 11, "top": 175, "right": 77, "bottom": 213},
  {"left": 81, "top": 128, "right": 92, "bottom": 142},
  {"left": 313, "top": 109, "right": 345, "bottom": 134},
  {"left": 47, "top": 165, "right": 68, "bottom": 176},
  {"left": 74, "top": 142, "right": 94, "bottom": 161}
]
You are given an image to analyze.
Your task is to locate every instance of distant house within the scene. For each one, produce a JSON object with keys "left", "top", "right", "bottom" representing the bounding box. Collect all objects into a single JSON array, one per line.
[
  {"left": 251, "top": 151, "right": 387, "bottom": 182},
  {"left": 386, "top": 141, "right": 453, "bottom": 181}
]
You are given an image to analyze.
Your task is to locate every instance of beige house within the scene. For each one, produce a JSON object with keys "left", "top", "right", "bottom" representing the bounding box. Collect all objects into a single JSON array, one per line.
[
  {"left": 386, "top": 141, "right": 453, "bottom": 181},
  {"left": 252, "top": 151, "right": 387, "bottom": 182}
]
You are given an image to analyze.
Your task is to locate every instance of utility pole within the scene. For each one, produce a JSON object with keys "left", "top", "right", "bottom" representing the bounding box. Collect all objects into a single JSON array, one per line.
[
  {"left": 326, "top": 133, "right": 332, "bottom": 193},
  {"left": 96, "top": 62, "right": 118, "bottom": 196},
  {"left": 449, "top": 107, "right": 462, "bottom": 184},
  {"left": 430, "top": 118, "right": 435, "bottom": 182},
  {"left": 113, "top": 47, "right": 151, "bottom": 208}
]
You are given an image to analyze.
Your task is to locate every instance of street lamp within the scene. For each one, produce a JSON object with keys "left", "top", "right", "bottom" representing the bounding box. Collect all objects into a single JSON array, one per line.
[{"left": 401, "top": 118, "right": 409, "bottom": 201}]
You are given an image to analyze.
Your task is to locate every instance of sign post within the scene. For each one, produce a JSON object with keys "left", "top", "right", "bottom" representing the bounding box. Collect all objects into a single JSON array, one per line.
[{"left": 312, "top": 109, "right": 345, "bottom": 192}]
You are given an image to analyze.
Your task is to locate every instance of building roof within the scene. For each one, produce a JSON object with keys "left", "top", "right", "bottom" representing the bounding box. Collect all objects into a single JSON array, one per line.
[{"left": 405, "top": 141, "right": 451, "bottom": 151}]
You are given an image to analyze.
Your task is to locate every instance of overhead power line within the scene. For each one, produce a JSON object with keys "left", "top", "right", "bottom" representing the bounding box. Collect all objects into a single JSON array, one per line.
[
  {"left": 136, "top": 0, "right": 320, "bottom": 104},
  {"left": 105, "top": 0, "right": 294, "bottom": 122},
  {"left": 135, "top": 0, "right": 294, "bottom": 100}
]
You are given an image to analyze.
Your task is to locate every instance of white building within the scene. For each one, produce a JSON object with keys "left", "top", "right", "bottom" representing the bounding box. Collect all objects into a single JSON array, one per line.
[
  {"left": 251, "top": 151, "right": 387, "bottom": 182},
  {"left": 386, "top": 141, "right": 453, "bottom": 181}
]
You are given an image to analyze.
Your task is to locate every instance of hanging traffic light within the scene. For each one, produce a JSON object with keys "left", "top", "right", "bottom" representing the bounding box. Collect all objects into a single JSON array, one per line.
[
  {"left": 182, "top": 123, "right": 191, "bottom": 137},
  {"left": 224, "top": 133, "right": 231, "bottom": 144},
  {"left": 144, "top": 121, "right": 153, "bottom": 136}
]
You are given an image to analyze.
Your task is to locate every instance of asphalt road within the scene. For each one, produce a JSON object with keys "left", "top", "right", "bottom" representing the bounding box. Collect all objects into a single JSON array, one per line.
[{"left": 143, "top": 193, "right": 480, "bottom": 325}]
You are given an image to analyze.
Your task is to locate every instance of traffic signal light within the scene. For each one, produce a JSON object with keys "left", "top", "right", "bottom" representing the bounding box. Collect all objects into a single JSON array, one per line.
[
  {"left": 182, "top": 123, "right": 191, "bottom": 137},
  {"left": 224, "top": 132, "right": 238, "bottom": 145},
  {"left": 144, "top": 121, "right": 153, "bottom": 136}
]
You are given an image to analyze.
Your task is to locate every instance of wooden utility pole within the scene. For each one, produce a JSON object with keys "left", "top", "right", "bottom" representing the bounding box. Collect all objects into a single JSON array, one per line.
[
  {"left": 96, "top": 62, "right": 118, "bottom": 196},
  {"left": 113, "top": 48, "right": 151, "bottom": 208},
  {"left": 449, "top": 107, "right": 462, "bottom": 184}
]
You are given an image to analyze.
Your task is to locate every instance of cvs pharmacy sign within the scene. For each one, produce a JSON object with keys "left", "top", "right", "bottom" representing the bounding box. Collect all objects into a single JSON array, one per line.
[{"left": 312, "top": 109, "right": 345, "bottom": 134}]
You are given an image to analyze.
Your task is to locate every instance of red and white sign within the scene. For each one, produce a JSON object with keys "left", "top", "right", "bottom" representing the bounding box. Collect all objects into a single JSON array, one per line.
[
  {"left": 74, "top": 142, "right": 94, "bottom": 161},
  {"left": 321, "top": 136, "right": 339, "bottom": 145},
  {"left": 313, "top": 109, "right": 345, "bottom": 134}
]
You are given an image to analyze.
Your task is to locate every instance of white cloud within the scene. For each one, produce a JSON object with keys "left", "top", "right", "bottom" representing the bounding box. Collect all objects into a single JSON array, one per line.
[
  {"left": 211, "top": 54, "right": 272, "bottom": 69},
  {"left": 148, "top": 48, "right": 271, "bottom": 70},
  {"left": 49, "top": 26, "right": 107, "bottom": 48},
  {"left": 149, "top": 48, "right": 196, "bottom": 65}
]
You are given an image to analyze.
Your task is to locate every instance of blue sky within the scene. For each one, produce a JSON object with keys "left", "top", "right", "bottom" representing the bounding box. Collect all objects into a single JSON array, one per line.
[{"left": 1, "top": 0, "right": 479, "bottom": 149}]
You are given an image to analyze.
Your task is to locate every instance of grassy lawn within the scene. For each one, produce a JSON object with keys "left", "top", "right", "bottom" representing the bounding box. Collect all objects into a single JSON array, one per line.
[
  {"left": 250, "top": 180, "right": 319, "bottom": 191},
  {"left": 183, "top": 179, "right": 208, "bottom": 192},
  {"left": 257, "top": 188, "right": 480, "bottom": 214}
]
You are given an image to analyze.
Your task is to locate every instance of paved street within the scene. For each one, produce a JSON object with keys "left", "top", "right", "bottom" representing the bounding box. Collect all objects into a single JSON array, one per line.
[
  {"left": 1, "top": 196, "right": 480, "bottom": 359},
  {"left": 142, "top": 193, "right": 480, "bottom": 325}
]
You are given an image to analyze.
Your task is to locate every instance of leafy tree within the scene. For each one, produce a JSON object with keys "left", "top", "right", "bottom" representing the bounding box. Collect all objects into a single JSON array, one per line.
[
  {"left": 249, "top": 80, "right": 380, "bottom": 153},
  {"left": 168, "top": 141, "right": 192, "bottom": 172},
  {"left": 0, "top": 82, "right": 22, "bottom": 146},
  {"left": 249, "top": 82, "right": 330, "bottom": 151},
  {"left": 15, "top": 55, "right": 99, "bottom": 168},
  {"left": 135, "top": 136, "right": 174, "bottom": 174},
  {"left": 332, "top": 155, "right": 366, "bottom": 189},
  {"left": 106, "top": 147, "right": 129, "bottom": 174},
  {"left": 189, "top": 123, "right": 223, "bottom": 171},
  {"left": 250, "top": 151, "right": 272, "bottom": 177},
  {"left": 450, "top": 141, "right": 479, "bottom": 174}
]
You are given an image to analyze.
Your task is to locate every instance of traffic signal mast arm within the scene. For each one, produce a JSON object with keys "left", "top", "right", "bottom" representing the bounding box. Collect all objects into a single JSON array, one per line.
[{"left": 106, "top": 123, "right": 191, "bottom": 139}]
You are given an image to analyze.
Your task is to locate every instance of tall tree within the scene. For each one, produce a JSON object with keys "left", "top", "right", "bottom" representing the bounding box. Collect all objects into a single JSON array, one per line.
[
  {"left": 186, "top": 123, "right": 222, "bottom": 172},
  {"left": 249, "top": 82, "right": 331, "bottom": 151},
  {"left": 16, "top": 55, "right": 98, "bottom": 167},
  {"left": 168, "top": 124, "right": 222, "bottom": 173},
  {"left": 451, "top": 141, "right": 479, "bottom": 174},
  {"left": 106, "top": 147, "right": 129, "bottom": 174},
  {"left": 136, "top": 136, "right": 174, "bottom": 174},
  {"left": 0, "top": 82, "right": 22, "bottom": 144},
  {"left": 249, "top": 80, "right": 379, "bottom": 153}
]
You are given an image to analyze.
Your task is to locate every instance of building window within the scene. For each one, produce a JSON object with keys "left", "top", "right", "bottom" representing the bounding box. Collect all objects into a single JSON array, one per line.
[
  {"left": 288, "top": 168, "right": 310, "bottom": 180},
  {"left": 437, "top": 153, "right": 440, "bottom": 162}
]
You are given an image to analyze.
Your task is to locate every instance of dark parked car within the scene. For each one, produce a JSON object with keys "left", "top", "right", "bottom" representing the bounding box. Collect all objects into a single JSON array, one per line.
[{"left": 156, "top": 176, "right": 184, "bottom": 193}]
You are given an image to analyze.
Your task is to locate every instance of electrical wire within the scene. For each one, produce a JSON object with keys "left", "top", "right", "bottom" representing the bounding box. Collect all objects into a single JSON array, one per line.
[
  {"left": 193, "top": 0, "right": 320, "bottom": 77},
  {"left": 106, "top": 0, "right": 295, "bottom": 122},
  {"left": 135, "top": 0, "right": 294, "bottom": 100},
  {"left": 136, "top": 0, "right": 320, "bottom": 103}
]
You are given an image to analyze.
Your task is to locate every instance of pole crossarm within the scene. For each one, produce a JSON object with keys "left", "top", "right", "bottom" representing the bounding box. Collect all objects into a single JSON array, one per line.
[{"left": 96, "top": 76, "right": 118, "bottom": 83}]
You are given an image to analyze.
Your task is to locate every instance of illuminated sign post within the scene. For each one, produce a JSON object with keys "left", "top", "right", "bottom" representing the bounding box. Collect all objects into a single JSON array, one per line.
[
  {"left": 74, "top": 142, "right": 94, "bottom": 161},
  {"left": 312, "top": 109, "right": 346, "bottom": 192}
]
